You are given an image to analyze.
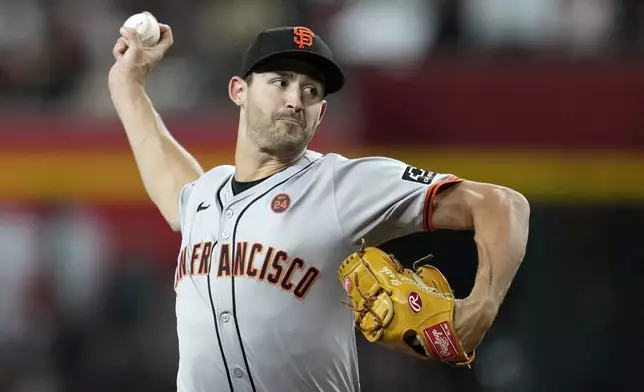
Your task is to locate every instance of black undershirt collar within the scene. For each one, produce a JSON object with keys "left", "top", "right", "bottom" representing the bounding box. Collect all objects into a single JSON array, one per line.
[{"left": 231, "top": 175, "right": 272, "bottom": 196}]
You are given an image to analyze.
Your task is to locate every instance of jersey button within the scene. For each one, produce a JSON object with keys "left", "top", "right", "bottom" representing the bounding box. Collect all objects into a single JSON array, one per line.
[
  {"left": 222, "top": 231, "right": 230, "bottom": 239},
  {"left": 232, "top": 368, "right": 244, "bottom": 378},
  {"left": 220, "top": 312, "right": 231, "bottom": 323},
  {"left": 225, "top": 210, "right": 233, "bottom": 218}
]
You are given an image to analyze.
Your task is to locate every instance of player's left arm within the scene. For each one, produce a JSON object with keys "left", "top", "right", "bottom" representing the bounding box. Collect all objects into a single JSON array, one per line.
[{"left": 430, "top": 179, "right": 530, "bottom": 352}]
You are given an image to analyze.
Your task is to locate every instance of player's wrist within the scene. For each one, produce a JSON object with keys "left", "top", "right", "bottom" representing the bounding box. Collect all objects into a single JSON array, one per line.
[
  {"left": 458, "top": 286, "right": 499, "bottom": 326},
  {"left": 454, "top": 295, "right": 497, "bottom": 353},
  {"left": 109, "top": 71, "right": 146, "bottom": 92},
  {"left": 109, "top": 76, "right": 147, "bottom": 104}
]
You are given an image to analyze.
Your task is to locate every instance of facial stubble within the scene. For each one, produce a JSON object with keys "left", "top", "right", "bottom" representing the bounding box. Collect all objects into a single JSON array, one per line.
[{"left": 246, "top": 106, "right": 315, "bottom": 155}]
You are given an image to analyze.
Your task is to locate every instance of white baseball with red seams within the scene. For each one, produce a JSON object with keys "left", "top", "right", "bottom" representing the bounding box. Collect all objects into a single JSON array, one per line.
[
  {"left": 173, "top": 150, "right": 462, "bottom": 392},
  {"left": 122, "top": 12, "right": 160, "bottom": 47}
]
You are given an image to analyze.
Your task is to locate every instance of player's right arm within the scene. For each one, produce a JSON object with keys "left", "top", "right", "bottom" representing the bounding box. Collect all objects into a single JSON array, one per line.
[{"left": 108, "top": 23, "right": 203, "bottom": 232}]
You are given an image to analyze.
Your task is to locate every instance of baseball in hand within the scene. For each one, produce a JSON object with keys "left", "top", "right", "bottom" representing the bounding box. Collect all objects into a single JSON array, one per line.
[{"left": 122, "top": 12, "right": 161, "bottom": 47}]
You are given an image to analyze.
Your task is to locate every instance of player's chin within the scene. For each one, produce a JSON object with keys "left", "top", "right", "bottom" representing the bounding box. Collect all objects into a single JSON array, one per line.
[
  {"left": 271, "top": 135, "right": 308, "bottom": 155},
  {"left": 271, "top": 124, "right": 310, "bottom": 144},
  {"left": 274, "top": 125, "right": 306, "bottom": 142}
]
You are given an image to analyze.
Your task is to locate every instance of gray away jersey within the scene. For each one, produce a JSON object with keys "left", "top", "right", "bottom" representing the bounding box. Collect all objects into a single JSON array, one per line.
[{"left": 173, "top": 150, "right": 462, "bottom": 392}]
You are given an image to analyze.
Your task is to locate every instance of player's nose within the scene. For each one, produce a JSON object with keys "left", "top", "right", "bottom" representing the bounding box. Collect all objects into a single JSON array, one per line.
[{"left": 284, "top": 89, "right": 304, "bottom": 112}]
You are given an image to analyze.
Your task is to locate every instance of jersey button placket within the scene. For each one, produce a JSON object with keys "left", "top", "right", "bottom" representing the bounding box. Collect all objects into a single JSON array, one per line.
[
  {"left": 232, "top": 368, "right": 244, "bottom": 378},
  {"left": 217, "top": 203, "right": 245, "bottom": 387}
]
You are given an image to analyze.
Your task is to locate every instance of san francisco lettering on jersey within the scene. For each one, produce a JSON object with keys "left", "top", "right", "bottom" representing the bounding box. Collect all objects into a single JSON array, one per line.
[{"left": 174, "top": 241, "right": 320, "bottom": 300}]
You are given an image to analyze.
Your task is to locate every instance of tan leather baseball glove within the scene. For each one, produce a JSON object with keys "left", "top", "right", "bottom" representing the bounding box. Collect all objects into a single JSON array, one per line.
[{"left": 338, "top": 240, "right": 475, "bottom": 367}]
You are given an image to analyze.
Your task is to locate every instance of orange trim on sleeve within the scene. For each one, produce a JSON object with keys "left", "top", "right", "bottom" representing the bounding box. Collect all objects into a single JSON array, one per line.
[
  {"left": 422, "top": 176, "right": 464, "bottom": 232},
  {"left": 422, "top": 186, "right": 434, "bottom": 232}
]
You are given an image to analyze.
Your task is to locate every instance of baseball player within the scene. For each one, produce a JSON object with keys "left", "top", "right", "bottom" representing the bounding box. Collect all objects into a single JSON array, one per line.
[{"left": 109, "top": 24, "right": 530, "bottom": 392}]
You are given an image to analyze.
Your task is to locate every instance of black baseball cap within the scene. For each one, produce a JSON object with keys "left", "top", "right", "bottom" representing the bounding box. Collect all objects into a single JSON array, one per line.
[{"left": 240, "top": 26, "right": 345, "bottom": 95}]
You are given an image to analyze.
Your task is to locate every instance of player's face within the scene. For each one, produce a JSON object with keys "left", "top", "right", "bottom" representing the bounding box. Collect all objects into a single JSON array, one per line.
[{"left": 244, "top": 66, "right": 327, "bottom": 155}]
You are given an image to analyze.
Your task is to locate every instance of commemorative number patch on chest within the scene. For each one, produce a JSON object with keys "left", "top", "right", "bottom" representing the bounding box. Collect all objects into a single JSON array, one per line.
[{"left": 271, "top": 193, "right": 291, "bottom": 213}]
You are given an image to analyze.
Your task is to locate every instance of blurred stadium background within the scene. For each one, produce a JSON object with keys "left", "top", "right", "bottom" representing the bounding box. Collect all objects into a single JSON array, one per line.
[{"left": 1, "top": 0, "right": 643, "bottom": 391}]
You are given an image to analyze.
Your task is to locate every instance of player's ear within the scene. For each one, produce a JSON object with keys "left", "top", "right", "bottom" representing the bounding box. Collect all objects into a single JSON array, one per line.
[
  {"left": 228, "top": 76, "right": 246, "bottom": 107},
  {"left": 317, "top": 100, "right": 327, "bottom": 124}
]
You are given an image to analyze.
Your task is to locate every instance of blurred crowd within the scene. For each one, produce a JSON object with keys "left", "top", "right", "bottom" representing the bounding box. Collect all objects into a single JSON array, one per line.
[{"left": 1, "top": 0, "right": 643, "bottom": 116}]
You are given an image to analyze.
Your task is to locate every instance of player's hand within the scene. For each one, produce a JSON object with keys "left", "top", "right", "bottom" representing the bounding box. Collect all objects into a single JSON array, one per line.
[
  {"left": 108, "top": 19, "right": 173, "bottom": 88},
  {"left": 453, "top": 296, "right": 498, "bottom": 353}
]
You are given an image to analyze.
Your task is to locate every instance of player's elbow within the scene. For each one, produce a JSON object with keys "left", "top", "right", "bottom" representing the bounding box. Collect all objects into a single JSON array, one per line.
[
  {"left": 513, "top": 190, "right": 530, "bottom": 222},
  {"left": 505, "top": 187, "right": 530, "bottom": 223},
  {"left": 483, "top": 185, "right": 531, "bottom": 227}
]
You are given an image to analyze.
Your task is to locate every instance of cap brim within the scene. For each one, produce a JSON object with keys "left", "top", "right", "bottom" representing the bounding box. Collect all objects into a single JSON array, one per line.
[{"left": 246, "top": 50, "right": 345, "bottom": 95}]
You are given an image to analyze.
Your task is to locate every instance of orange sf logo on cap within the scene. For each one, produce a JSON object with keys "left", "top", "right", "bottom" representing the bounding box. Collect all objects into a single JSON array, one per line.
[{"left": 293, "top": 27, "right": 314, "bottom": 49}]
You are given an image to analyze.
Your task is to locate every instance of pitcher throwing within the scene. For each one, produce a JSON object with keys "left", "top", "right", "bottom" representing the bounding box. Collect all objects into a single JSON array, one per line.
[{"left": 109, "top": 20, "right": 530, "bottom": 392}]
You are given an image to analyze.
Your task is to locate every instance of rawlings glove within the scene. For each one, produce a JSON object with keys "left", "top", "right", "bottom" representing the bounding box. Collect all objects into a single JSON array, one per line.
[{"left": 338, "top": 240, "right": 475, "bottom": 367}]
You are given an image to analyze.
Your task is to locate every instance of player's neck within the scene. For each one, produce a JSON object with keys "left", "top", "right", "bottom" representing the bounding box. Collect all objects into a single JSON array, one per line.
[{"left": 234, "top": 139, "right": 304, "bottom": 182}]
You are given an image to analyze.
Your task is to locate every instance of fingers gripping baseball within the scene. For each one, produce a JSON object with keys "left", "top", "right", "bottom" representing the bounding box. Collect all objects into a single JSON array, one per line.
[
  {"left": 120, "top": 26, "right": 144, "bottom": 52},
  {"left": 158, "top": 24, "right": 174, "bottom": 50},
  {"left": 112, "top": 37, "right": 128, "bottom": 60},
  {"left": 109, "top": 14, "right": 174, "bottom": 86}
]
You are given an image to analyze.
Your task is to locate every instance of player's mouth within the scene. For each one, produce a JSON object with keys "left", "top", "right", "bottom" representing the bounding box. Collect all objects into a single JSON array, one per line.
[{"left": 275, "top": 117, "right": 304, "bottom": 127}]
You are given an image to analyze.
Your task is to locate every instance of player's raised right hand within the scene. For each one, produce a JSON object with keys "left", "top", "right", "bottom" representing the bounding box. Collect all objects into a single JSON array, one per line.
[{"left": 109, "top": 22, "right": 174, "bottom": 88}]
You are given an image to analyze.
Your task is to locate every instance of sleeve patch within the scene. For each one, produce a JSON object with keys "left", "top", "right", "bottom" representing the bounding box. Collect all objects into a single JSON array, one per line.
[{"left": 401, "top": 166, "right": 436, "bottom": 185}]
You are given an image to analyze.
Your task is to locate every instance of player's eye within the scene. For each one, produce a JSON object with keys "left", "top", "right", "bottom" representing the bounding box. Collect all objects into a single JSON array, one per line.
[
  {"left": 272, "top": 79, "right": 287, "bottom": 88},
  {"left": 304, "top": 86, "right": 318, "bottom": 97}
]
